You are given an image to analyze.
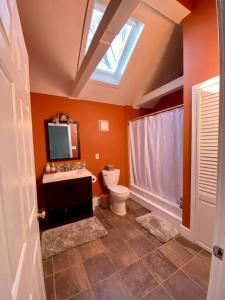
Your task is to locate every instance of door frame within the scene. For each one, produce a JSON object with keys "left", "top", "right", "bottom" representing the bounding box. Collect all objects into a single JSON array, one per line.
[
  {"left": 207, "top": 1, "right": 225, "bottom": 298},
  {"left": 190, "top": 76, "right": 219, "bottom": 252}
]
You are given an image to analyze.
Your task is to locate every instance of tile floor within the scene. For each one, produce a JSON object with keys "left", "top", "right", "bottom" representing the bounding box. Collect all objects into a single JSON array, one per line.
[{"left": 43, "top": 199, "right": 211, "bottom": 300}]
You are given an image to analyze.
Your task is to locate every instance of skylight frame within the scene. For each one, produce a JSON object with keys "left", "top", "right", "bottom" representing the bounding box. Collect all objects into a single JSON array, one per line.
[
  {"left": 87, "top": 3, "right": 144, "bottom": 86},
  {"left": 95, "top": 18, "right": 136, "bottom": 76}
]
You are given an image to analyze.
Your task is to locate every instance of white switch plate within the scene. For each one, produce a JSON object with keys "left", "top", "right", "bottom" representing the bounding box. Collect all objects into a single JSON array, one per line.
[{"left": 95, "top": 153, "right": 99, "bottom": 159}]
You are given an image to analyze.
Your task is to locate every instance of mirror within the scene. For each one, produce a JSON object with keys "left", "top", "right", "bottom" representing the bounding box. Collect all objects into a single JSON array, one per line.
[{"left": 45, "top": 120, "right": 81, "bottom": 161}]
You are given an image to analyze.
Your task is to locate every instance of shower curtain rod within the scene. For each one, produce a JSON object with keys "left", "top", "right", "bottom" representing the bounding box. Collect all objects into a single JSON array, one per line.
[{"left": 128, "top": 104, "right": 183, "bottom": 123}]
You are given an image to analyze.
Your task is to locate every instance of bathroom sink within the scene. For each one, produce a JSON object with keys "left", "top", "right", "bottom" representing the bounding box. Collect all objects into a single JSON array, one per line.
[
  {"left": 52, "top": 170, "right": 78, "bottom": 178},
  {"left": 42, "top": 169, "right": 92, "bottom": 184}
]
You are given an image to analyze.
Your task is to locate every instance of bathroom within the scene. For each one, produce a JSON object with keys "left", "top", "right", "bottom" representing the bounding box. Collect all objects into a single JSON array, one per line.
[{"left": 0, "top": 0, "right": 223, "bottom": 299}]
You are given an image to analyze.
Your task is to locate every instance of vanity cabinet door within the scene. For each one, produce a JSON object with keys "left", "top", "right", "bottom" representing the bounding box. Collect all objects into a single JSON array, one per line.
[
  {"left": 43, "top": 176, "right": 93, "bottom": 228},
  {"left": 44, "top": 177, "right": 92, "bottom": 210},
  {"left": 71, "top": 177, "right": 92, "bottom": 203}
]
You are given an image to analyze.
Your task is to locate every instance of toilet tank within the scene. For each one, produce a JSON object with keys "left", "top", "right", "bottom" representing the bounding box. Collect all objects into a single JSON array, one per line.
[{"left": 102, "top": 169, "right": 120, "bottom": 188}]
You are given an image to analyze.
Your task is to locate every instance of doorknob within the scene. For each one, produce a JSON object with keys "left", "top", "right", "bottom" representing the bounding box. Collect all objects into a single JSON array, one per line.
[{"left": 37, "top": 210, "right": 46, "bottom": 220}]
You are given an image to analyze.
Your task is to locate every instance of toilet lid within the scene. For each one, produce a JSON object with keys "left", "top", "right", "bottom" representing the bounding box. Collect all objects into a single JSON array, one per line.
[{"left": 110, "top": 185, "right": 129, "bottom": 193}]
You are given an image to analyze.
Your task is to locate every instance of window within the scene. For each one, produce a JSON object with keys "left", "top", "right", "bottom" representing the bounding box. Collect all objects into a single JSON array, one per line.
[{"left": 87, "top": 4, "right": 144, "bottom": 85}]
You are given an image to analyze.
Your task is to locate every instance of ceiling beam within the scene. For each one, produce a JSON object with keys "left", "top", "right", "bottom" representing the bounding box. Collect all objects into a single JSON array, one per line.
[
  {"left": 142, "top": 0, "right": 190, "bottom": 24},
  {"left": 71, "top": 0, "right": 141, "bottom": 97},
  {"left": 138, "top": 76, "right": 184, "bottom": 108}
]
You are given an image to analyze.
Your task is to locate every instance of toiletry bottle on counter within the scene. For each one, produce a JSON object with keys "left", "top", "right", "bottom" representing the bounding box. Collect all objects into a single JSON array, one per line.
[
  {"left": 45, "top": 163, "right": 50, "bottom": 173},
  {"left": 51, "top": 163, "right": 56, "bottom": 173}
]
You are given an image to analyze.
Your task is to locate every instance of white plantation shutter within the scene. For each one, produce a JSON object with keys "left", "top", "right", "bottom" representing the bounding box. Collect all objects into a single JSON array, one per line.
[
  {"left": 197, "top": 90, "right": 219, "bottom": 249},
  {"left": 199, "top": 91, "right": 219, "bottom": 203}
]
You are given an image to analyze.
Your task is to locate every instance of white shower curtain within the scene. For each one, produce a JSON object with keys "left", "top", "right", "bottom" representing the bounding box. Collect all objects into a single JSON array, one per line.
[{"left": 129, "top": 107, "right": 183, "bottom": 205}]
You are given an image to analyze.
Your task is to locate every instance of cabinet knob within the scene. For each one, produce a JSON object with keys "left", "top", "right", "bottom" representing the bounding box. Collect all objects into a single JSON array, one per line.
[{"left": 37, "top": 210, "right": 46, "bottom": 220}]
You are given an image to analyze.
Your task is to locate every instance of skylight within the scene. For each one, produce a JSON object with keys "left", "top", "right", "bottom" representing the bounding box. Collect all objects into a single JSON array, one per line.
[{"left": 86, "top": 4, "right": 144, "bottom": 85}]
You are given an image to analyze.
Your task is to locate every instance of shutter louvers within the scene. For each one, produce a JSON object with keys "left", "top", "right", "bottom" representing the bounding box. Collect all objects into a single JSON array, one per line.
[{"left": 198, "top": 91, "right": 219, "bottom": 203}]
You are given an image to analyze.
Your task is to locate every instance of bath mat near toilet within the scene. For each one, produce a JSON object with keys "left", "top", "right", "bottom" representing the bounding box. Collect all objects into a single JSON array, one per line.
[
  {"left": 41, "top": 216, "right": 108, "bottom": 259},
  {"left": 136, "top": 212, "right": 178, "bottom": 242}
]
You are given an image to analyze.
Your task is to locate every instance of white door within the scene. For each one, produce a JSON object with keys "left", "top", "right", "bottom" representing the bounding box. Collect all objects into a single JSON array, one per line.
[
  {"left": 191, "top": 77, "right": 220, "bottom": 252},
  {"left": 207, "top": 0, "right": 225, "bottom": 298},
  {"left": 0, "top": 0, "right": 46, "bottom": 299}
]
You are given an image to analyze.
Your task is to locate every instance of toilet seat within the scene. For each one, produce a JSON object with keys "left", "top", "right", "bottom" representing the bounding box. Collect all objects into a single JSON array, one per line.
[{"left": 110, "top": 185, "right": 129, "bottom": 194}]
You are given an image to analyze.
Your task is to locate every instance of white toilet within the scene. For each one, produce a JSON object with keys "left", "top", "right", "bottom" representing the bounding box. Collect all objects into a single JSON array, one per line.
[{"left": 102, "top": 169, "right": 129, "bottom": 216}]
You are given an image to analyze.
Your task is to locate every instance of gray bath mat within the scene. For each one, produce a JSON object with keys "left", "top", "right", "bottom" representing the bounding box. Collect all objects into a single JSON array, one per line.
[
  {"left": 136, "top": 212, "right": 178, "bottom": 242},
  {"left": 41, "top": 216, "right": 108, "bottom": 259}
]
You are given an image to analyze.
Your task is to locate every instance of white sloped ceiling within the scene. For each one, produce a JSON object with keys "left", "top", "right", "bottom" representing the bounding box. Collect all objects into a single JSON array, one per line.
[{"left": 17, "top": 0, "right": 186, "bottom": 106}]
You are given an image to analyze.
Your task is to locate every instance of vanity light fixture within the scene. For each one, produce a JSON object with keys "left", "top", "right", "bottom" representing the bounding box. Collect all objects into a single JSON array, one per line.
[
  {"left": 99, "top": 120, "right": 109, "bottom": 132},
  {"left": 52, "top": 112, "right": 74, "bottom": 124}
]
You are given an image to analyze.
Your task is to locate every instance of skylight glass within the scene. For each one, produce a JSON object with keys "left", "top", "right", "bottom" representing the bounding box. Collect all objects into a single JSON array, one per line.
[{"left": 86, "top": 4, "right": 144, "bottom": 85}]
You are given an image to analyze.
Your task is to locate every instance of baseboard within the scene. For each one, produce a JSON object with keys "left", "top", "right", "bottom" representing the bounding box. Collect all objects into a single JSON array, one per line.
[
  {"left": 197, "top": 241, "right": 212, "bottom": 253},
  {"left": 180, "top": 225, "right": 212, "bottom": 252},
  {"left": 130, "top": 190, "right": 182, "bottom": 230},
  {"left": 179, "top": 225, "right": 194, "bottom": 242},
  {"left": 92, "top": 196, "right": 100, "bottom": 210}
]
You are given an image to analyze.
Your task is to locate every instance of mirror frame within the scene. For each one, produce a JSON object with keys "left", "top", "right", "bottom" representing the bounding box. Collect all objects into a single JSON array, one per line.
[{"left": 45, "top": 119, "right": 81, "bottom": 162}]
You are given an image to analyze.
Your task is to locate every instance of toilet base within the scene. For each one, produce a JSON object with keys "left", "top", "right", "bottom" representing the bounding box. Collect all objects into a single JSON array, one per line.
[{"left": 110, "top": 201, "right": 126, "bottom": 216}]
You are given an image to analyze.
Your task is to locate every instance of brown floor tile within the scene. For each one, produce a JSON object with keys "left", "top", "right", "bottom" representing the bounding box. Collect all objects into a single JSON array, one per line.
[
  {"left": 78, "top": 239, "right": 105, "bottom": 261},
  {"left": 182, "top": 255, "right": 211, "bottom": 290},
  {"left": 142, "top": 250, "right": 178, "bottom": 283},
  {"left": 107, "top": 214, "right": 130, "bottom": 227},
  {"left": 84, "top": 252, "right": 116, "bottom": 285},
  {"left": 68, "top": 289, "right": 94, "bottom": 300},
  {"left": 108, "top": 242, "right": 138, "bottom": 270},
  {"left": 126, "top": 199, "right": 143, "bottom": 211},
  {"left": 142, "top": 286, "right": 172, "bottom": 300},
  {"left": 43, "top": 257, "right": 53, "bottom": 278},
  {"left": 160, "top": 240, "right": 193, "bottom": 268},
  {"left": 92, "top": 273, "right": 132, "bottom": 300},
  {"left": 128, "top": 234, "right": 156, "bottom": 257},
  {"left": 120, "top": 261, "right": 158, "bottom": 299},
  {"left": 163, "top": 270, "right": 206, "bottom": 300},
  {"left": 55, "top": 262, "right": 89, "bottom": 300},
  {"left": 94, "top": 206, "right": 102, "bottom": 212},
  {"left": 101, "top": 228, "right": 124, "bottom": 249},
  {"left": 119, "top": 223, "right": 142, "bottom": 240},
  {"left": 53, "top": 247, "right": 82, "bottom": 273},
  {"left": 125, "top": 209, "right": 138, "bottom": 222},
  {"left": 176, "top": 236, "right": 202, "bottom": 255},
  {"left": 44, "top": 275, "right": 55, "bottom": 300},
  {"left": 199, "top": 250, "right": 212, "bottom": 265},
  {"left": 48, "top": 203, "right": 210, "bottom": 300},
  {"left": 133, "top": 207, "right": 150, "bottom": 217},
  {"left": 134, "top": 223, "right": 163, "bottom": 248},
  {"left": 93, "top": 211, "right": 105, "bottom": 221},
  {"left": 146, "top": 233, "right": 163, "bottom": 248},
  {"left": 100, "top": 217, "right": 114, "bottom": 231},
  {"left": 100, "top": 208, "right": 115, "bottom": 219}
]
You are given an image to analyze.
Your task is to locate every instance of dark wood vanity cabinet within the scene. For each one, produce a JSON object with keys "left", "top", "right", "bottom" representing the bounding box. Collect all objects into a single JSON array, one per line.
[{"left": 43, "top": 176, "right": 93, "bottom": 229}]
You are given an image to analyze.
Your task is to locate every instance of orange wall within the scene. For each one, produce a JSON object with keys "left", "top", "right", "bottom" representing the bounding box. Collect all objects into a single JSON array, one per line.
[
  {"left": 182, "top": 0, "right": 219, "bottom": 227},
  {"left": 177, "top": 0, "right": 192, "bottom": 10},
  {"left": 31, "top": 93, "right": 149, "bottom": 208},
  {"left": 149, "top": 89, "right": 183, "bottom": 113}
]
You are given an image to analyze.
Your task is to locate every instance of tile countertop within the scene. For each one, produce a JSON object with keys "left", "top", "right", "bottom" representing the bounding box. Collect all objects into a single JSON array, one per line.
[{"left": 42, "top": 169, "right": 93, "bottom": 184}]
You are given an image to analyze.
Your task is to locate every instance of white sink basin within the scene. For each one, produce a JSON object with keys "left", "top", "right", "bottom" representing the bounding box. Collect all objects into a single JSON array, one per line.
[
  {"left": 52, "top": 170, "right": 78, "bottom": 178},
  {"left": 42, "top": 169, "right": 92, "bottom": 184}
]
